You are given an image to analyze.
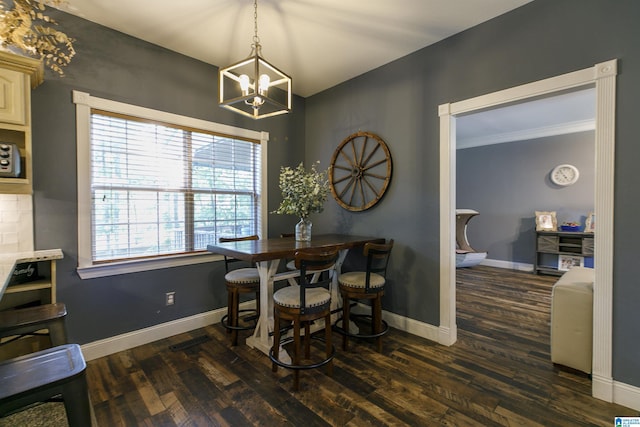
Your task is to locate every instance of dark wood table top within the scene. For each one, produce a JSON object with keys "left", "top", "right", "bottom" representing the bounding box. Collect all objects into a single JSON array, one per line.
[{"left": 207, "top": 233, "right": 384, "bottom": 263}]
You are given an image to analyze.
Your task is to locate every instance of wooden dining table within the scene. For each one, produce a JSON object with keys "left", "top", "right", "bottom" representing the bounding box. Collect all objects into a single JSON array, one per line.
[{"left": 207, "top": 233, "right": 384, "bottom": 357}]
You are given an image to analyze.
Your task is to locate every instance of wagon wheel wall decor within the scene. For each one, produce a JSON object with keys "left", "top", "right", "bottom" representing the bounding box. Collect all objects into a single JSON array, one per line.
[{"left": 329, "top": 131, "right": 392, "bottom": 211}]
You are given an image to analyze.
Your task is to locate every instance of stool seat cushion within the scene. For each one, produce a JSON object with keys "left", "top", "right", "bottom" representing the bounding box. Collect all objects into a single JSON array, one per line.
[
  {"left": 274, "top": 286, "right": 330, "bottom": 309},
  {"left": 225, "top": 268, "right": 260, "bottom": 284},
  {"left": 338, "top": 272, "right": 386, "bottom": 289}
]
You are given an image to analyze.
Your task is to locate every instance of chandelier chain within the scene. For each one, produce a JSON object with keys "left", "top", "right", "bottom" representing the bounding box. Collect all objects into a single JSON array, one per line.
[{"left": 252, "top": 0, "right": 260, "bottom": 47}]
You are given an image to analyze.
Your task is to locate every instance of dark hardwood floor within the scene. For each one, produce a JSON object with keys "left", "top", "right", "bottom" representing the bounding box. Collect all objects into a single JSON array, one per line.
[{"left": 85, "top": 266, "right": 638, "bottom": 426}]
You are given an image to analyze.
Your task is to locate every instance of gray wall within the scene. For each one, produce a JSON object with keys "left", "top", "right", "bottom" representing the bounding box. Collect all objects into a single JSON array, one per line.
[
  {"left": 305, "top": 0, "right": 640, "bottom": 388},
  {"left": 31, "top": 12, "right": 306, "bottom": 343},
  {"left": 457, "top": 132, "right": 595, "bottom": 264},
  {"left": 27, "top": 0, "right": 640, "bottom": 389}
]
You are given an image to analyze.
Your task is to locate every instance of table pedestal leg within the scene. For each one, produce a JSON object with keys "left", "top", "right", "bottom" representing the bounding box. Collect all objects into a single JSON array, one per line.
[{"left": 246, "top": 259, "right": 292, "bottom": 364}]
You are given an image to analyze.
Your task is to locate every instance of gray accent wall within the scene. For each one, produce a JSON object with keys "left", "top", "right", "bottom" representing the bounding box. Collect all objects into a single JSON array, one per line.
[
  {"left": 457, "top": 132, "right": 595, "bottom": 265},
  {"left": 305, "top": 0, "right": 640, "bottom": 388},
  {"left": 26, "top": 0, "right": 640, "bottom": 389},
  {"left": 31, "top": 12, "right": 306, "bottom": 344}
]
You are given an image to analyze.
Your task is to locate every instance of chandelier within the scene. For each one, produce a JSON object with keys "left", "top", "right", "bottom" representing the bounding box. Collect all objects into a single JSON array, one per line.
[{"left": 218, "top": 0, "right": 292, "bottom": 119}]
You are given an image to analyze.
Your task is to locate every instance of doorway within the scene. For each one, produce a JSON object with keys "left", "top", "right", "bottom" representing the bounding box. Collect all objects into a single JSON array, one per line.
[{"left": 438, "top": 59, "right": 617, "bottom": 402}]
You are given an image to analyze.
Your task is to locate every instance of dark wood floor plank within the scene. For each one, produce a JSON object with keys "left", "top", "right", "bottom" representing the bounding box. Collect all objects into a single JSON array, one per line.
[{"left": 82, "top": 265, "right": 638, "bottom": 426}]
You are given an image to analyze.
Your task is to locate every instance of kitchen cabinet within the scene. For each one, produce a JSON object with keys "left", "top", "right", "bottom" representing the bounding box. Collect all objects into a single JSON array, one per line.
[{"left": 0, "top": 51, "right": 44, "bottom": 194}]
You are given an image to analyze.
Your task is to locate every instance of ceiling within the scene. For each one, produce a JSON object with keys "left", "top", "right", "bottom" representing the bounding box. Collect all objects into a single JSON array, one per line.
[
  {"left": 58, "top": 0, "right": 533, "bottom": 98},
  {"left": 456, "top": 87, "right": 596, "bottom": 149},
  {"left": 57, "top": 0, "right": 594, "bottom": 141}
]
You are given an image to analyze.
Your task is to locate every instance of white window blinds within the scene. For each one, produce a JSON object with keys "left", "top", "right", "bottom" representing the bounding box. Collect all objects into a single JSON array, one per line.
[{"left": 90, "top": 110, "right": 261, "bottom": 263}]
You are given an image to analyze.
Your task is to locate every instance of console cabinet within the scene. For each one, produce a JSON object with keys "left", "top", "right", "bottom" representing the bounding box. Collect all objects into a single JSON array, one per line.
[
  {"left": 0, "top": 51, "right": 44, "bottom": 194},
  {"left": 535, "top": 231, "right": 594, "bottom": 275}
]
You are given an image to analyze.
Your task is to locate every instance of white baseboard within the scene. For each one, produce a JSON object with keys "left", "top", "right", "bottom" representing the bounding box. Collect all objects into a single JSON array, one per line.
[
  {"left": 481, "top": 258, "right": 533, "bottom": 272},
  {"left": 81, "top": 305, "right": 231, "bottom": 361},
  {"left": 613, "top": 379, "right": 640, "bottom": 411},
  {"left": 80, "top": 300, "right": 639, "bottom": 412},
  {"left": 381, "top": 307, "right": 441, "bottom": 343},
  {"left": 82, "top": 302, "right": 442, "bottom": 361},
  {"left": 592, "top": 374, "right": 614, "bottom": 402}
]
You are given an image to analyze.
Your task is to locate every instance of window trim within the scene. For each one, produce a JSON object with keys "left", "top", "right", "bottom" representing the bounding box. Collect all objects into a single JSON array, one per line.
[{"left": 73, "top": 90, "right": 268, "bottom": 279}]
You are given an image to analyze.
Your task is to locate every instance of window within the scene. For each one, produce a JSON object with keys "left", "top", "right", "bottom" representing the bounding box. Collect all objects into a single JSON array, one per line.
[{"left": 74, "top": 91, "right": 268, "bottom": 278}]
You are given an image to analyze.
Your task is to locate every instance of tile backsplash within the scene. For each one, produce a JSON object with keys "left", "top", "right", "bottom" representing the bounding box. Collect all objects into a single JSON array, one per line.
[{"left": 0, "top": 194, "right": 34, "bottom": 254}]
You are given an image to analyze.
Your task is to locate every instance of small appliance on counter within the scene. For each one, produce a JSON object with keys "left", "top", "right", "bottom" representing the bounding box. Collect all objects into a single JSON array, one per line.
[{"left": 0, "top": 143, "right": 21, "bottom": 178}]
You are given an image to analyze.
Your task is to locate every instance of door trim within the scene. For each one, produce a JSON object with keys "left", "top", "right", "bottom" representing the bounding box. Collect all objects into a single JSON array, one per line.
[{"left": 438, "top": 59, "right": 617, "bottom": 402}]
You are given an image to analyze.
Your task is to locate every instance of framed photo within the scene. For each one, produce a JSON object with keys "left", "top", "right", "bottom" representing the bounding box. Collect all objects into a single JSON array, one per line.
[
  {"left": 558, "top": 254, "right": 583, "bottom": 271},
  {"left": 535, "top": 211, "right": 557, "bottom": 231},
  {"left": 585, "top": 212, "right": 595, "bottom": 233}
]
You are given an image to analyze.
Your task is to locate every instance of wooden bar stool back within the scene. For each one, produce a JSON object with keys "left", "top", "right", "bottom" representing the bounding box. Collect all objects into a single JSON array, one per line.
[
  {"left": 219, "top": 235, "right": 261, "bottom": 346},
  {"left": 334, "top": 239, "right": 394, "bottom": 352},
  {"left": 270, "top": 249, "right": 338, "bottom": 391}
]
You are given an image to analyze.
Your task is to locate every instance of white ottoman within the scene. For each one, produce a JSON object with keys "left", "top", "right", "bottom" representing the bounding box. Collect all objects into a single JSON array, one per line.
[{"left": 550, "top": 266, "right": 594, "bottom": 374}]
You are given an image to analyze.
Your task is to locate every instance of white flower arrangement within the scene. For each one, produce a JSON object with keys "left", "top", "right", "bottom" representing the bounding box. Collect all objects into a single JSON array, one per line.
[{"left": 273, "top": 161, "right": 329, "bottom": 219}]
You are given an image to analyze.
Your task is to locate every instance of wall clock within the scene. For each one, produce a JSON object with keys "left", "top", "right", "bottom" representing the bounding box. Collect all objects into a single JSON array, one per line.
[
  {"left": 329, "top": 131, "right": 392, "bottom": 212},
  {"left": 550, "top": 164, "right": 579, "bottom": 186}
]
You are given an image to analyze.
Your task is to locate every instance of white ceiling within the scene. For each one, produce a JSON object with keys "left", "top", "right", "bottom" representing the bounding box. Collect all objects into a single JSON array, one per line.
[
  {"left": 58, "top": 0, "right": 593, "bottom": 140},
  {"left": 456, "top": 87, "right": 596, "bottom": 149},
  {"left": 59, "top": 0, "right": 533, "bottom": 98}
]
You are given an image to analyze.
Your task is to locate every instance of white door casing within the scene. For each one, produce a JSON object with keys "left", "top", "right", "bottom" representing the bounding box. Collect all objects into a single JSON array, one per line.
[{"left": 438, "top": 59, "right": 617, "bottom": 402}]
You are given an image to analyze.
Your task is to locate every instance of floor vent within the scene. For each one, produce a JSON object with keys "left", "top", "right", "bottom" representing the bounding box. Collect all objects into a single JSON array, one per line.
[{"left": 169, "top": 335, "right": 210, "bottom": 352}]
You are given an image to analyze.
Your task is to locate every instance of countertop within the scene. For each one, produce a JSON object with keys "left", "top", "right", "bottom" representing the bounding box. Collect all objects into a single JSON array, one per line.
[{"left": 0, "top": 249, "right": 63, "bottom": 299}]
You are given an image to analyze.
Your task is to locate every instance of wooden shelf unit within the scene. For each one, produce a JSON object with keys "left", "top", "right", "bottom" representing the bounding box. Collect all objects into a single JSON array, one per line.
[
  {"left": 0, "top": 250, "right": 63, "bottom": 359},
  {"left": 0, "top": 249, "right": 62, "bottom": 311},
  {"left": 535, "top": 231, "right": 594, "bottom": 276}
]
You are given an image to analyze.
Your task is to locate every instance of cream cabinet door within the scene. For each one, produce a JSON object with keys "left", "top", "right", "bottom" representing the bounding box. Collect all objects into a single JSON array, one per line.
[{"left": 0, "top": 68, "right": 26, "bottom": 125}]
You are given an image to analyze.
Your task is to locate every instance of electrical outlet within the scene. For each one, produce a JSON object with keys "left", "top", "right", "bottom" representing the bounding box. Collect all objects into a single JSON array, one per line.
[{"left": 166, "top": 292, "right": 175, "bottom": 306}]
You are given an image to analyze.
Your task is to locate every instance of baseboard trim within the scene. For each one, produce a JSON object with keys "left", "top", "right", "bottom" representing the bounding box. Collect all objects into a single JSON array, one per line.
[
  {"left": 82, "top": 302, "right": 442, "bottom": 361},
  {"left": 481, "top": 258, "right": 533, "bottom": 272},
  {"left": 613, "top": 379, "right": 640, "bottom": 411},
  {"left": 81, "top": 305, "right": 231, "bottom": 361},
  {"left": 381, "top": 308, "right": 441, "bottom": 343},
  {"left": 80, "top": 301, "right": 639, "bottom": 412}
]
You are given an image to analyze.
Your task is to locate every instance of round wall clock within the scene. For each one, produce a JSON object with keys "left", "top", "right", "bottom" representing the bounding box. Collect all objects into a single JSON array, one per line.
[
  {"left": 329, "top": 131, "right": 392, "bottom": 211},
  {"left": 550, "top": 164, "right": 579, "bottom": 186}
]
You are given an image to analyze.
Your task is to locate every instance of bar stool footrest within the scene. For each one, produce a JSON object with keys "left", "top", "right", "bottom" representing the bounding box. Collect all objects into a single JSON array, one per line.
[
  {"left": 333, "top": 314, "right": 389, "bottom": 339},
  {"left": 220, "top": 309, "right": 259, "bottom": 332},
  {"left": 269, "top": 335, "right": 335, "bottom": 371}
]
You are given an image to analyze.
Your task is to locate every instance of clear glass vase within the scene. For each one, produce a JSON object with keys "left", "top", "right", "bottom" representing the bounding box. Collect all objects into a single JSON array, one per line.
[{"left": 295, "top": 217, "right": 312, "bottom": 241}]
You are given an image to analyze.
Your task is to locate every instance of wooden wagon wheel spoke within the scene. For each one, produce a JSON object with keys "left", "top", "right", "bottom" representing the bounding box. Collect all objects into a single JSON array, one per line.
[
  {"left": 333, "top": 174, "right": 354, "bottom": 185},
  {"left": 361, "top": 143, "right": 380, "bottom": 168},
  {"left": 338, "top": 176, "right": 356, "bottom": 199},
  {"left": 330, "top": 131, "right": 392, "bottom": 212},
  {"left": 362, "top": 176, "right": 380, "bottom": 195},
  {"left": 362, "top": 157, "right": 388, "bottom": 171}
]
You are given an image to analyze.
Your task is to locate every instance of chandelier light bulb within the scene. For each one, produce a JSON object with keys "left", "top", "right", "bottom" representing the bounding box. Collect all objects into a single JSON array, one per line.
[
  {"left": 258, "top": 74, "right": 270, "bottom": 95},
  {"left": 239, "top": 74, "right": 251, "bottom": 95}
]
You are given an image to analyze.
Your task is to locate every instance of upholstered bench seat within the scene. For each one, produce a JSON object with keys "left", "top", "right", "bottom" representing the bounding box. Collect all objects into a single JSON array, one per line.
[
  {"left": 273, "top": 286, "right": 330, "bottom": 309},
  {"left": 338, "top": 271, "right": 386, "bottom": 289},
  {"left": 550, "top": 266, "right": 594, "bottom": 374},
  {"left": 225, "top": 268, "right": 260, "bottom": 284}
]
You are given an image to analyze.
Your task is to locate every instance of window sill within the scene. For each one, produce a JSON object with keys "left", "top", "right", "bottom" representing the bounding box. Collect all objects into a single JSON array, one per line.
[{"left": 77, "top": 252, "right": 223, "bottom": 279}]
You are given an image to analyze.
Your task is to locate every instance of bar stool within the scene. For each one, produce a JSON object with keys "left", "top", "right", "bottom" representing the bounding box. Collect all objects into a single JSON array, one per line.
[
  {"left": 219, "top": 235, "right": 261, "bottom": 346},
  {"left": 270, "top": 249, "right": 338, "bottom": 391},
  {"left": 334, "top": 239, "right": 394, "bottom": 352},
  {"left": 0, "top": 343, "right": 92, "bottom": 426},
  {"left": 0, "top": 303, "right": 68, "bottom": 353}
]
